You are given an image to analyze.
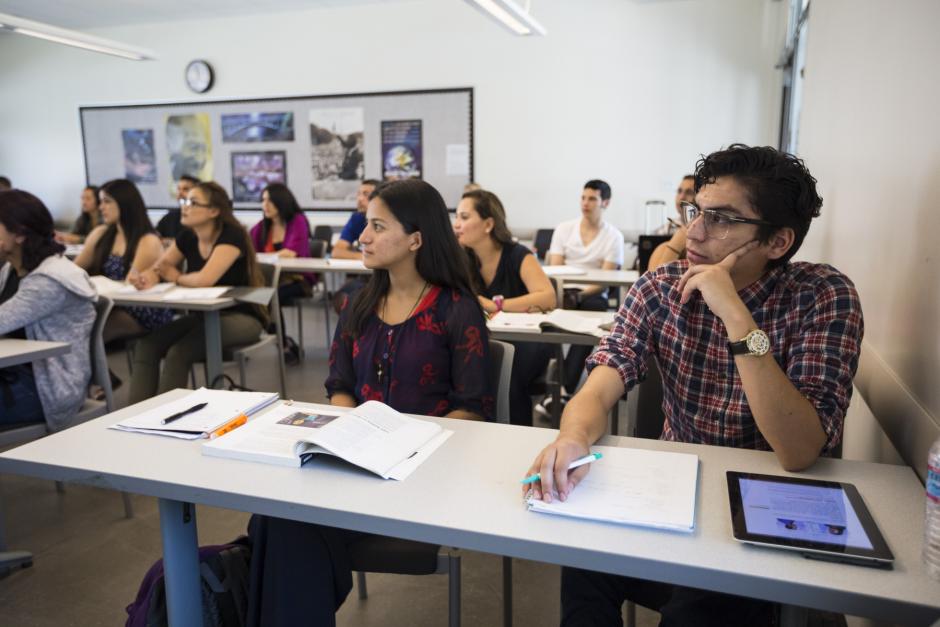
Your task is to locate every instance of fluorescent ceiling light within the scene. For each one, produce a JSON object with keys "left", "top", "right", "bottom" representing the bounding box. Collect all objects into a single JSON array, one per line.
[
  {"left": 464, "top": 0, "right": 546, "bottom": 36},
  {"left": 0, "top": 12, "right": 156, "bottom": 61}
]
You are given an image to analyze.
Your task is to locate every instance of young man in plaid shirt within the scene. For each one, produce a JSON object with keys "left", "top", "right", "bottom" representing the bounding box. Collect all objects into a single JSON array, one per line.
[{"left": 526, "top": 144, "right": 863, "bottom": 626}]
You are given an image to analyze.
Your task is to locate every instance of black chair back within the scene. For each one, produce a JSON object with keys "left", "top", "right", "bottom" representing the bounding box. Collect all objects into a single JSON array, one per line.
[
  {"left": 312, "top": 225, "right": 334, "bottom": 253},
  {"left": 637, "top": 235, "right": 671, "bottom": 273},
  {"left": 533, "top": 228, "right": 553, "bottom": 261}
]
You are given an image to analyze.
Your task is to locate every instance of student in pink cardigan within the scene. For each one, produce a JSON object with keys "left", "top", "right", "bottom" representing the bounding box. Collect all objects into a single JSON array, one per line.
[{"left": 249, "top": 183, "right": 312, "bottom": 363}]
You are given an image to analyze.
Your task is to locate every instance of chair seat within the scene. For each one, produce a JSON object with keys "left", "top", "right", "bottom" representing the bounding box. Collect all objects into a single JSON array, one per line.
[
  {"left": 222, "top": 333, "right": 278, "bottom": 360},
  {"left": 347, "top": 536, "right": 441, "bottom": 575}
]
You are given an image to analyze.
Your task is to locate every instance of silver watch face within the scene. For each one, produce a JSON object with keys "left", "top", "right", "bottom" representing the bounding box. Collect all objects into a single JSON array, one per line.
[{"left": 746, "top": 330, "right": 771, "bottom": 356}]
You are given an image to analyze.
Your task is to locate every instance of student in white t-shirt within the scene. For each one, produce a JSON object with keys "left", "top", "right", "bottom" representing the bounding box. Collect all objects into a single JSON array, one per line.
[{"left": 543, "top": 180, "right": 624, "bottom": 407}]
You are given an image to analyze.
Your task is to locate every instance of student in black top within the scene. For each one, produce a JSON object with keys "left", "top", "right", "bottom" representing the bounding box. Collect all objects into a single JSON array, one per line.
[
  {"left": 454, "top": 189, "right": 556, "bottom": 425},
  {"left": 155, "top": 175, "right": 199, "bottom": 240},
  {"left": 127, "top": 181, "right": 265, "bottom": 403}
]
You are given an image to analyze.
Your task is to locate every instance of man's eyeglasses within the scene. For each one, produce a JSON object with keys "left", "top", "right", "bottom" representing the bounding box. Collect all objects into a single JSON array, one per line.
[
  {"left": 679, "top": 202, "right": 776, "bottom": 241},
  {"left": 179, "top": 198, "right": 212, "bottom": 209}
]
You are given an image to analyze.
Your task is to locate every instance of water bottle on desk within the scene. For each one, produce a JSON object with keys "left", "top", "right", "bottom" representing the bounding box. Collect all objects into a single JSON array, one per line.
[{"left": 926, "top": 436, "right": 940, "bottom": 580}]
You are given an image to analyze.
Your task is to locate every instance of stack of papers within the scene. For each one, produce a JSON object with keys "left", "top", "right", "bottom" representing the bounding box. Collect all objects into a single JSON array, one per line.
[
  {"left": 487, "top": 310, "right": 614, "bottom": 337},
  {"left": 526, "top": 445, "right": 699, "bottom": 532},
  {"left": 255, "top": 252, "right": 281, "bottom": 265},
  {"left": 110, "top": 387, "right": 279, "bottom": 439},
  {"left": 542, "top": 265, "right": 587, "bottom": 277}
]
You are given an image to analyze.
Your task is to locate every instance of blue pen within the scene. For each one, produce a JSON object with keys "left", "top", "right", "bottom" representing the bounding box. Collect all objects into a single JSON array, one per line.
[{"left": 521, "top": 452, "right": 602, "bottom": 484}]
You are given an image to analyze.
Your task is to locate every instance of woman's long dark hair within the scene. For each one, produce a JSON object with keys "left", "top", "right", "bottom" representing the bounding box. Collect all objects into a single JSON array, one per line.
[
  {"left": 89, "top": 179, "right": 155, "bottom": 276},
  {"left": 0, "top": 190, "right": 65, "bottom": 272},
  {"left": 345, "top": 179, "right": 479, "bottom": 334},
  {"left": 259, "top": 183, "right": 301, "bottom": 246},
  {"left": 460, "top": 189, "right": 514, "bottom": 293}
]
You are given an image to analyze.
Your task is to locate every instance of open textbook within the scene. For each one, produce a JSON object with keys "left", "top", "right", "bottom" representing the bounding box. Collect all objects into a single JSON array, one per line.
[
  {"left": 487, "top": 310, "right": 615, "bottom": 337},
  {"left": 525, "top": 445, "right": 699, "bottom": 532},
  {"left": 109, "top": 388, "right": 279, "bottom": 440},
  {"left": 202, "top": 401, "right": 452, "bottom": 480}
]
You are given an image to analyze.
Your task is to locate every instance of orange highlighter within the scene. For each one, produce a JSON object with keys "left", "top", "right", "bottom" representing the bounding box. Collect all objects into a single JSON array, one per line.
[{"left": 209, "top": 414, "right": 248, "bottom": 440}]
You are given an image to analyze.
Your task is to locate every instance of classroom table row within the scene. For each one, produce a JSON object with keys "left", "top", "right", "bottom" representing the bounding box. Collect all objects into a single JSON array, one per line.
[{"left": 0, "top": 389, "right": 937, "bottom": 626}]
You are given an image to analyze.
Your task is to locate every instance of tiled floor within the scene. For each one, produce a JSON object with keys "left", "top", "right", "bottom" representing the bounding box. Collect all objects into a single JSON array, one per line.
[{"left": 0, "top": 301, "right": 659, "bottom": 626}]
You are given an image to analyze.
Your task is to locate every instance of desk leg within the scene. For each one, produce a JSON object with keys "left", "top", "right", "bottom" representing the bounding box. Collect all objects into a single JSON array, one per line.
[
  {"left": 551, "top": 345, "right": 565, "bottom": 428},
  {"left": 271, "top": 268, "right": 288, "bottom": 399},
  {"left": 204, "top": 310, "right": 223, "bottom": 388},
  {"left": 158, "top": 498, "right": 201, "bottom": 626},
  {"left": 779, "top": 605, "right": 808, "bottom": 627}
]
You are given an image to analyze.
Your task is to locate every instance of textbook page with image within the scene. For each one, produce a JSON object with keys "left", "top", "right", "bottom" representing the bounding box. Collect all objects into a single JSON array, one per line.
[
  {"left": 525, "top": 445, "right": 699, "bottom": 532},
  {"left": 202, "top": 401, "right": 452, "bottom": 480}
]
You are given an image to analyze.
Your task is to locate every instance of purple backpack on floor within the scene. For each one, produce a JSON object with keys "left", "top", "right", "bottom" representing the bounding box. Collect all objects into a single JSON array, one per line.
[{"left": 125, "top": 537, "right": 251, "bottom": 627}]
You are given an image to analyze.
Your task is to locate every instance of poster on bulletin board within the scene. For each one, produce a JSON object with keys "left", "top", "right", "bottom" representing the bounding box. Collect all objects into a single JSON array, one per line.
[{"left": 381, "top": 119, "right": 423, "bottom": 180}]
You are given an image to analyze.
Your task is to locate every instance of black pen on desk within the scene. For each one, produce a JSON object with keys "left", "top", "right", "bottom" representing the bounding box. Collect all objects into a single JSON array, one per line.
[{"left": 161, "top": 402, "right": 208, "bottom": 425}]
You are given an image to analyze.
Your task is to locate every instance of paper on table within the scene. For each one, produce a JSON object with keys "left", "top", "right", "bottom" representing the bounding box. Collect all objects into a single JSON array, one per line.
[
  {"left": 327, "top": 259, "right": 367, "bottom": 270},
  {"left": 89, "top": 276, "right": 174, "bottom": 296},
  {"left": 526, "top": 445, "right": 699, "bottom": 532},
  {"left": 255, "top": 252, "right": 280, "bottom": 265},
  {"left": 110, "top": 387, "right": 279, "bottom": 438},
  {"left": 487, "top": 310, "right": 614, "bottom": 337},
  {"left": 541, "top": 265, "right": 587, "bottom": 277},
  {"left": 162, "top": 286, "right": 230, "bottom": 300}
]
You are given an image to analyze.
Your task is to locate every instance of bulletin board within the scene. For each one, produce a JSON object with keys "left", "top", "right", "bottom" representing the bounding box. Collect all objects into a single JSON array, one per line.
[{"left": 79, "top": 87, "right": 473, "bottom": 210}]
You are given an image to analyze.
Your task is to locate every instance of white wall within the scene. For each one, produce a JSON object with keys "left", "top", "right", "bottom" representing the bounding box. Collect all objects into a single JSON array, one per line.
[
  {"left": 796, "top": 0, "right": 940, "bottom": 473},
  {"left": 0, "top": 0, "right": 784, "bottom": 231}
]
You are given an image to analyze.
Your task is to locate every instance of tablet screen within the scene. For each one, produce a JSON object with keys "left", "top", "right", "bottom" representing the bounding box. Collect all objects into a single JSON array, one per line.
[
  {"left": 737, "top": 477, "right": 873, "bottom": 549},
  {"left": 727, "top": 471, "right": 894, "bottom": 565}
]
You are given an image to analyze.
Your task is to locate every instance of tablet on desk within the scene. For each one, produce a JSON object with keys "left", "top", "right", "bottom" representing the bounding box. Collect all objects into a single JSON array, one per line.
[{"left": 726, "top": 471, "right": 894, "bottom": 569}]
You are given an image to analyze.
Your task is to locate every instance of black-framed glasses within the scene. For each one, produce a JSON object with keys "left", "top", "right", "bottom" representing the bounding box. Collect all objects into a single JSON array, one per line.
[
  {"left": 180, "top": 198, "right": 212, "bottom": 209},
  {"left": 679, "top": 201, "right": 777, "bottom": 241}
]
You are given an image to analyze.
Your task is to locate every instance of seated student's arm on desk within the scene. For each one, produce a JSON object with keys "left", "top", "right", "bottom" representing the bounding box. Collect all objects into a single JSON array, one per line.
[
  {"left": 330, "top": 392, "right": 358, "bottom": 408},
  {"left": 648, "top": 228, "right": 686, "bottom": 272},
  {"left": 576, "top": 260, "right": 619, "bottom": 298},
  {"left": 55, "top": 231, "right": 83, "bottom": 245},
  {"left": 331, "top": 239, "right": 361, "bottom": 260},
  {"left": 176, "top": 244, "right": 240, "bottom": 287},
  {"left": 72, "top": 224, "right": 108, "bottom": 270},
  {"left": 547, "top": 253, "right": 565, "bottom": 266},
  {"left": 502, "top": 254, "right": 557, "bottom": 312},
  {"left": 131, "top": 244, "right": 183, "bottom": 289},
  {"left": 128, "top": 233, "right": 164, "bottom": 274},
  {"left": 676, "top": 241, "right": 838, "bottom": 471},
  {"left": 525, "top": 367, "right": 624, "bottom": 502}
]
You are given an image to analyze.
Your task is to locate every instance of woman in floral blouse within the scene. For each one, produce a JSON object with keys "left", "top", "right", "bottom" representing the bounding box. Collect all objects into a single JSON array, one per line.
[{"left": 247, "top": 179, "right": 491, "bottom": 626}]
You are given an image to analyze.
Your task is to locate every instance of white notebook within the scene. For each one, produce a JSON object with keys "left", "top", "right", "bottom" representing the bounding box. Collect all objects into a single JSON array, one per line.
[
  {"left": 327, "top": 259, "right": 367, "bottom": 270},
  {"left": 525, "top": 445, "right": 699, "bottom": 532},
  {"left": 110, "top": 388, "right": 279, "bottom": 439}
]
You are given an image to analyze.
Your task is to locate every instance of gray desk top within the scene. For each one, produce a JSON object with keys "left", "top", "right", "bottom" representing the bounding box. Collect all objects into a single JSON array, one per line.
[
  {"left": 557, "top": 268, "right": 640, "bottom": 288},
  {"left": 267, "top": 257, "right": 372, "bottom": 275},
  {"left": 489, "top": 311, "right": 611, "bottom": 346},
  {"left": 1, "top": 390, "right": 937, "bottom": 623},
  {"left": 0, "top": 339, "right": 70, "bottom": 368}
]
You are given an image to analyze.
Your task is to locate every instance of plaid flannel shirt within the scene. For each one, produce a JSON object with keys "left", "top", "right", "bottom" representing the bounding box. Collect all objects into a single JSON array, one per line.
[{"left": 587, "top": 260, "right": 863, "bottom": 452}]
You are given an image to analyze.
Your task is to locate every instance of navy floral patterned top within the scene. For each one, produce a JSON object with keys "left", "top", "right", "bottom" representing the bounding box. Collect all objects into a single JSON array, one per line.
[
  {"left": 102, "top": 255, "right": 173, "bottom": 330},
  {"left": 325, "top": 285, "right": 493, "bottom": 420}
]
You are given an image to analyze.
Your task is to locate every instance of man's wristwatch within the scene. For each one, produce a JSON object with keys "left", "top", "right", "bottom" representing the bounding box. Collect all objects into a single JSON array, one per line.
[{"left": 729, "top": 329, "right": 771, "bottom": 356}]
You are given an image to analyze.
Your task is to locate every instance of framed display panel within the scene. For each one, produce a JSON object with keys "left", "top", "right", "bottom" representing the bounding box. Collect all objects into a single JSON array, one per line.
[{"left": 80, "top": 88, "right": 473, "bottom": 210}]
